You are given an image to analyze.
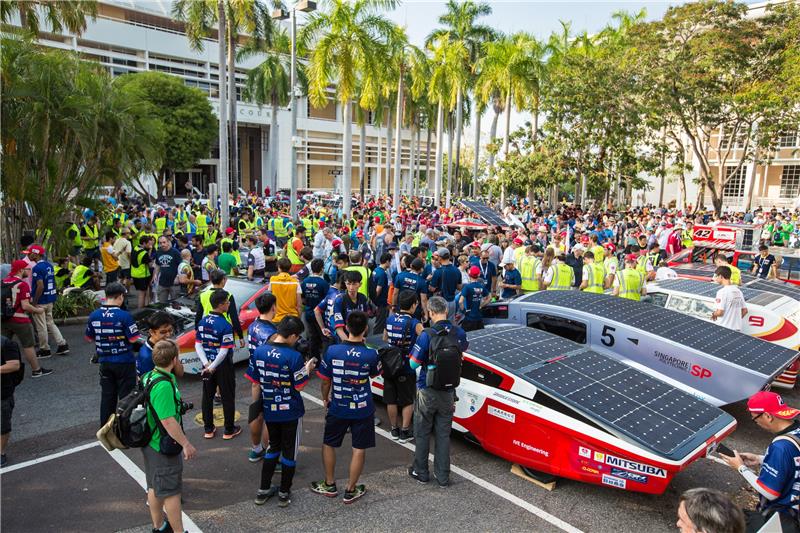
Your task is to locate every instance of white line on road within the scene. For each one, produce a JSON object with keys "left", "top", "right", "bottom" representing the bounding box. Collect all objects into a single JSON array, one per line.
[
  {"left": 0, "top": 441, "right": 101, "bottom": 474},
  {"left": 300, "top": 391, "right": 583, "bottom": 533}
]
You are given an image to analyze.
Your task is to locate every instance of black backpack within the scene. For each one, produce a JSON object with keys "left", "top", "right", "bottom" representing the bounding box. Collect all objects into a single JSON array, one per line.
[
  {"left": 1, "top": 280, "right": 20, "bottom": 322},
  {"left": 425, "top": 324, "right": 463, "bottom": 390},
  {"left": 380, "top": 317, "right": 413, "bottom": 379},
  {"left": 113, "top": 374, "right": 171, "bottom": 448}
]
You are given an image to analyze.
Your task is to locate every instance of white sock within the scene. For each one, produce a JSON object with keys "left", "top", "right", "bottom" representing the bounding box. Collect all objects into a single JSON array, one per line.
[{"left": 252, "top": 444, "right": 263, "bottom": 453}]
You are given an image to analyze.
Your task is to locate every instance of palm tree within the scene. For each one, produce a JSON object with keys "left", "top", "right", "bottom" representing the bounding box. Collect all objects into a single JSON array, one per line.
[
  {"left": 1, "top": 0, "right": 97, "bottom": 36},
  {"left": 300, "top": 0, "right": 395, "bottom": 215}
]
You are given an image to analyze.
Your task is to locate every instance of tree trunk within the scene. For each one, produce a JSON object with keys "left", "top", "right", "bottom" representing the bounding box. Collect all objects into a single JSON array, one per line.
[
  {"left": 342, "top": 100, "right": 353, "bottom": 216},
  {"left": 500, "top": 90, "right": 512, "bottom": 208},
  {"left": 472, "top": 105, "right": 481, "bottom": 197},
  {"left": 217, "top": 0, "right": 229, "bottom": 229},
  {"left": 385, "top": 108, "right": 393, "bottom": 198},
  {"left": 453, "top": 87, "right": 464, "bottom": 202},
  {"left": 434, "top": 101, "right": 445, "bottom": 207},
  {"left": 359, "top": 121, "right": 366, "bottom": 201},
  {"left": 228, "top": 27, "right": 239, "bottom": 198},
  {"left": 393, "top": 73, "right": 404, "bottom": 210},
  {"left": 446, "top": 113, "right": 455, "bottom": 208}
]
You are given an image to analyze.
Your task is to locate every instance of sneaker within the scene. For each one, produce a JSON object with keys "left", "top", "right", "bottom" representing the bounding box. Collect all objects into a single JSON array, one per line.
[
  {"left": 204, "top": 426, "right": 216, "bottom": 439},
  {"left": 310, "top": 480, "right": 338, "bottom": 497},
  {"left": 36, "top": 349, "right": 52, "bottom": 359},
  {"left": 55, "top": 344, "right": 70, "bottom": 355},
  {"left": 248, "top": 448, "right": 265, "bottom": 462},
  {"left": 152, "top": 519, "right": 173, "bottom": 533},
  {"left": 407, "top": 466, "right": 429, "bottom": 483},
  {"left": 254, "top": 486, "right": 278, "bottom": 505},
  {"left": 31, "top": 367, "right": 53, "bottom": 378},
  {"left": 399, "top": 428, "right": 414, "bottom": 444},
  {"left": 213, "top": 394, "right": 222, "bottom": 406},
  {"left": 433, "top": 473, "right": 449, "bottom": 488},
  {"left": 390, "top": 427, "right": 400, "bottom": 440},
  {"left": 223, "top": 425, "right": 243, "bottom": 440},
  {"left": 278, "top": 491, "right": 291, "bottom": 508},
  {"left": 343, "top": 484, "right": 366, "bottom": 504},
  {"left": 373, "top": 416, "right": 381, "bottom": 426},
  {"left": 1, "top": 454, "right": 7, "bottom": 467}
]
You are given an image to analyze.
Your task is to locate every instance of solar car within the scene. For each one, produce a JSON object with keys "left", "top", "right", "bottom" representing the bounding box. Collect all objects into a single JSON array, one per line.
[
  {"left": 478, "top": 291, "right": 800, "bottom": 406},
  {"left": 370, "top": 325, "right": 736, "bottom": 494},
  {"left": 133, "top": 277, "right": 269, "bottom": 374}
]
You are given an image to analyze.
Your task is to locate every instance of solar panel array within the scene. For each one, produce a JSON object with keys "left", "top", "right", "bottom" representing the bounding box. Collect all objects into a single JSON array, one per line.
[
  {"left": 460, "top": 200, "right": 508, "bottom": 227},
  {"left": 522, "top": 291, "right": 798, "bottom": 376},
  {"left": 654, "top": 278, "right": 782, "bottom": 306},
  {"left": 673, "top": 265, "right": 757, "bottom": 285},
  {"left": 467, "top": 325, "right": 733, "bottom": 459},
  {"left": 746, "top": 280, "right": 800, "bottom": 301}
]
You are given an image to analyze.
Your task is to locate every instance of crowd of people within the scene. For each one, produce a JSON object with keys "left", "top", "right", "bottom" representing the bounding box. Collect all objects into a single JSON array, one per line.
[{"left": 2, "top": 191, "right": 800, "bottom": 533}]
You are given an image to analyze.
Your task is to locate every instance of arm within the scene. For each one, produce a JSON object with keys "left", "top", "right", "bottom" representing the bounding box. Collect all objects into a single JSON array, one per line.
[
  {"left": 741, "top": 306, "right": 748, "bottom": 318},
  {"left": 33, "top": 278, "right": 44, "bottom": 305},
  {"left": 21, "top": 297, "right": 43, "bottom": 314},
  {"left": 0, "top": 359, "right": 20, "bottom": 374},
  {"left": 228, "top": 295, "right": 244, "bottom": 340},
  {"left": 194, "top": 342, "right": 210, "bottom": 367},
  {"left": 320, "top": 378, "right": 332, "bottom": 408},
  {"left": 251, "top": 380, "right": 261, "bottom": 403},
  {"left": 314, "top": 305, "right": 331, "bottom": 337}
]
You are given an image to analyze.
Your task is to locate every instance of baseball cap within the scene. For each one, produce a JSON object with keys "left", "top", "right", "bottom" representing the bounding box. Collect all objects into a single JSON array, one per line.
[
  {"left": 748, "top": 391, "right": 800, "bottom": 420},
  {"left": 468, "top": 265, "right": 481, "bottom": 278},
  {"left": 572, "top": 244, "right": 585, "bottom": 252},
  {"left": 513, "top": 238, "right": 524, "bottom": 245},
  {"left": 625, "top": 253, "right": 638, "bottom": 262},
  {"left": 437, "top": 248, "right": 450, "bottom": 259},
  {"left": 356, "top": 230, "right": 364, "bottom": 238},
  {"left": 27, "top": 245, "right": 46, "bottom": 256},
  {"left": 603, "top": 242, "right": 616, "bottom": 252},
  {"left": 225, "top": 227, "right": 235, "bottom": 235},
  {"left": 331, "top": 238, "right": 343, "bottom": 247},
  {"left": 471, "top": 240, "right": 481, "bottom": 248},
  {"left": 9, "top": 259, "right": 30, "bottom": 275}
]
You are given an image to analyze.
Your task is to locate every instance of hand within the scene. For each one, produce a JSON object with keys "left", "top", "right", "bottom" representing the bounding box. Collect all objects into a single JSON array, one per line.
[
  {"left": 738, "top": 452, "right": 761, "bottom": 468},
  {"left": 305, "top": 358, "right": 317, "bottom": 374},
  {"left": 710, "top": 314, "right": 717, "bottom": 321},
  {"left": 719, "top": 449, "right": 745, "bottom": 470},
  {"left": 183, "top": 441, "right": 197, "bottom": 460},
  {"left": 323, "top": 398, "right": 329, "bottom": 409},
  {"left": 322, "top": 327, "right": 331, "bottom": 338},
  {"left": 238, "top": 338, "right": 246, "bottom": 349}
]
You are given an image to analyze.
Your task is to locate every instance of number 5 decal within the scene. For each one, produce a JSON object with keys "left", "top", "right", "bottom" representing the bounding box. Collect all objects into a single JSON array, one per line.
[{"left": 601, "top": 325, "right": 616, "bottom": 347}]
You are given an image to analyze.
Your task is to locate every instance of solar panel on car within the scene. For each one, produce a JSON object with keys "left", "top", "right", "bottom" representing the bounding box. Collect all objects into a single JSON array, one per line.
[
  {"left": 653, "top": 278, "right": 783, "bottom": 306},
  {"left": 468, "top": 325, "right": 733, "bottom": 460},
  {"left": 522, "top": 291, "right": 798, "bottom": 376},
  {"left": 746, "top": 279, "right": 800, "bottom": 301},
  {"left": 673, "top": 265, "right": 757, "bottom": 284},
  {"left": 460, "top": 200, "right": 508, "bottom": 227}
]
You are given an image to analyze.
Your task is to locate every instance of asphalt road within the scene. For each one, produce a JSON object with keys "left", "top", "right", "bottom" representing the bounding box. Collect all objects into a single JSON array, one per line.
[{"left": 0, "top": 324, "right": 787, "bottom": 533}]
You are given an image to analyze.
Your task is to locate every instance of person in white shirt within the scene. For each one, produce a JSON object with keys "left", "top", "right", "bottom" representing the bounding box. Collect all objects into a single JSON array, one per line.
[
  {"left": 711, "top": 266, "right": 747, "bottom": 331},
  {"left": 313, "top": 227, "right": 333, "bottom": 260}
]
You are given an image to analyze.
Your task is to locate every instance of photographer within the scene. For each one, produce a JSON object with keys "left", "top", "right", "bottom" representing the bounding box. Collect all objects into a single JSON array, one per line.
[{"left": 141, "top": 340, "right": 197, "bottom": 533}]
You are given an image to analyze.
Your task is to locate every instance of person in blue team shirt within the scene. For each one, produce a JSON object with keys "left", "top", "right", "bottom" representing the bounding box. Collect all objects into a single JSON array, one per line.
[
  {"left": 195, "top": 289, "right": 241, "bottom": 440},
  {"left": 428, "top": 248, "right": 462, "bottom": 321},
  {"left": 246, "top": 292, "right": 279, "bottom": 462},
  {"left": 314, "top": 279, "right": 341, "bottom": 342},
  {"left": 476, "top": 249, "right": 498, "bottom": 294},
  {"left": 408, "top": 296, "right": 469, "bottom": 487},
  {"left": 371, "top": 253, "right": 391, "bottom": 335},
  {"left": 331, "top": 270, "right": 370, "bottom": 343},
  {"left": 85, "top": 283, "right": 141, "bottom": 426},
  {"left": 383, "top": 290, "right": 424, "bottom": 443},
  {"left": 393, "top": 258, "right": 429, "bottom": 321},
  {"left": 28, "top": 245, "right": 68, "bottom": 357},
  {"left": 312, "top": 311, "right": 381, "bottom": 504},
  {"left": 460, "top": 266, "right": 490, "bottom": 332},
  {"left": 136, "top": 311, "right": 180, "bottom": 377},
  {"left": 301, "top": 259, "right": 330, "bottom": 360},
  {"left": 498, "top": 259, "right": 522, "bottom": 299},
  {"left": 721, "top": 391, "right": 800, "bottom": 531},
  {"left": 247, "top": 317, "right": 316, "bottom": 508}
]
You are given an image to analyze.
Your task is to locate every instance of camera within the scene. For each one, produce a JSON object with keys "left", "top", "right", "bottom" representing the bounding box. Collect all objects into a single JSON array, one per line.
[
  {"left": 179, "top": 400, "right": 193, "bottom": 415},
  {"left": 294, "top": 337, "right": 311, "bottom": 360}
]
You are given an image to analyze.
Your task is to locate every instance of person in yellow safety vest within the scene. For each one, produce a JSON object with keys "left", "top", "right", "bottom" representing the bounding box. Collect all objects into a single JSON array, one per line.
[
  {"left": 54, "top": 258, "right": 73, "bottom": 290},
  {"left": 81, "top": 216, "right": 101, "bottom": 267},
  {"left": 646, "top": 243, "right": 663, "bottom": 281},
  {"left": 519, "top": 246, "right": 541, "bottom": 293},
  {"left": 547, "top": 233, "right": 566, "bottom": 254},
  {"left": 544, "top": 252, "right": 575, "bottom": 290},
  {"left": 154, "top": 211, "right": 167, "bottom": 234},
  {"left": 131, "top": 235, "right": 154, "bottom": 308},
  {"left": 603, "top": 243, "right": 619, "bottom": 287},
  {"left": 66, "top": 222, "right": 82, "bottom": 262},
  {"left": 681, "top": 223, "right": 694, "bottom": 249},
  {"left": 580, "top": 251, "right": 607, "bottom": 294},
  {"left": 632, "top": 245, "right": 653, "bottom": 279},
  {"left": 195, "top": 269, "right": 244, "bottom": 343},
  {"left": 613, "top": 254, "right": 647, "bottom": 301},
  {"left": 195, "top": 210, "right": 209, "bottom": 237},
  {"left": 302, "top": 216, "right": 313, "bottom": 235},
  {"left": 71, "top": 257, "right": 99, "bottom": 290},
  {"left": 343, "top": 250, "right": 371, "bottom": 300},
  {"left": 285, "top": 226, "right": 307, "bottom": 274},
  {"left": 273, "top": 216, "right": 289, "bottom": 247},
  {"left": 715, "top": 254, "right": 742, "bottom": 285},
  {"left": 589, "top": 235, "right": 605, "bottom": 267},
  {"left": 513, "top": 238, "right": 527, "bottom": 269},
  {"left": 204, "top": 223, "right": 220, "bottom": 247},
  {"left": 129, "top": 220, "right": 145, "bottom": 247},
  {"left": 220, "top": 228, "right": 242, "bottom": 266},
  {"left": 109, "top": 218, "right": 124, "bottom": 239}
]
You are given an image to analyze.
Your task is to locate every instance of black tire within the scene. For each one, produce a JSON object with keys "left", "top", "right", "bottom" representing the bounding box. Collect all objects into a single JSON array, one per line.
[{"left": 520, "top": 466, "right": 557, "bottom": 484}]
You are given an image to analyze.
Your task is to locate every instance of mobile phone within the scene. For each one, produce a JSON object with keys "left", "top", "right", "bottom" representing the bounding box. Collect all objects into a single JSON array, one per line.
[{"left": 715, "top": 443, "right": 735, "bottom": 457}]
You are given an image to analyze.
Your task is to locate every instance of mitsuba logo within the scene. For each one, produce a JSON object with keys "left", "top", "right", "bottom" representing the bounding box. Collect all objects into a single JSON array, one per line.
[{"left": 604, "top": 455, "right": 667, "bottom": 478}]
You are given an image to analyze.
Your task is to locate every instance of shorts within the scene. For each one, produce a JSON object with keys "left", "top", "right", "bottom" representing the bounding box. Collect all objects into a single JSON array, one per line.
[
  {"left": 1, "top": 396, "right": 14, "bottom": 435},
  {"left": 118, "top": 268, "right": 131, "bottom": 280},
  {"left": 133, "top": 276, "right": 151, "bottom": 292},
  {"left": 248, "top": 400, "right": 263, "bottom": 424},
  {"left": 322, "top": 412, "right": 375, "bottom": 450},
  {"left": 382, "top": 373, "right": 416, "bottom": 407},
  {"left": 142, "top": 445, "right": 183, "bottom": 498},
  {"left": 4, "top": 321, "right": 35, "bottom": 349},
  {"left": 105, "top": 269, "right": 119, "bottom": 284},
  {"left": 83, "top": 248, "right": 100, "bottom": 261}
]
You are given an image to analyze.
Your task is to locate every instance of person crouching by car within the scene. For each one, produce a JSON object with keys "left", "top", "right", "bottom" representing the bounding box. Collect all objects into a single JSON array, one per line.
[{"left": 141, "top": 340, "right": 197, "bottom": 533}]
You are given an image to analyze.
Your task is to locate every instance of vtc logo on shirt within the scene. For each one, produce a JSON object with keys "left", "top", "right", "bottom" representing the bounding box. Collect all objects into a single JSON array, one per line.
[{"left": 347, "top": 348, "right": 362, "bottom": 359}]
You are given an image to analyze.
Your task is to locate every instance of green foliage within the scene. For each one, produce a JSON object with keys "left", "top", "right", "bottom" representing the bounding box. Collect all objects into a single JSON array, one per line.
[
  {"left": 0, "top": 0, "right": 97, "bottom": 36},
  {"left": 53, "top": 290, "right": 100, "bottom": 319}
]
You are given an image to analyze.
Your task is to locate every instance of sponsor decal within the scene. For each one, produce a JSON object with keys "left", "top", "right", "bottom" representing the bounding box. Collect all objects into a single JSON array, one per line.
[
  {"left": 332, "top": 359, "right": 344, "bottom": 367},
  {"left": 653, "top": 351, "right": 713, "bottom": 379},
  {"left": 601, "top": 474, "right": 626, "bottom": 489},
  {"left": 279, "top": 404, "right": 290, "bottom": 410},
  {"left": 604, "top": 455, "right": 667, "bottom": 478},
  {"left": 270, "top": 405, "right": 277, "bottom": 411},
  {"left": 488, "top": 405, "right": 516, "bottom": 423},
  {"left": 578, "top": 446, "right": 591, "bottom": 459},
  {"left": 594, "top": 452, "right": 605, "bottom": 463},
  {"left": 357, "top": 401, "right": 367, "bottom": 408},
  {"left": 512, "top": 439, "right": 549, "bottom": 457},
  {"left": 492, "top": 391, "right": 521, "bottom": 405},
  {"left": 581, "top": 466, "right": 600, "bottom": 475},
  {"left": 610, "top": 468, "right": 647, "bottom": 484}
]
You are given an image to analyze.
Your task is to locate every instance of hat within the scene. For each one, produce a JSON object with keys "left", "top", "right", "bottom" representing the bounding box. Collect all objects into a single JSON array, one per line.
[
  {"left": 9, "top": 259, "right": 30, "bottom": 275},
  {"left": 468, "top": 265, "right": 481, "bottom": 278},
  {"left": 538, "top": 225, "right": 548, "bottom": 233},
  {"left": 356, "top": 230, "right": 364, "bottom": 238},
  {"left": 331, "top": 238, "right": 343, "bottom": 247},
  {"left": 572, "top": 244, "right": 585, "bottom": 252},
  {"left": 603, "top": 242, "right": 616, "bottom": 252},
  {"left": 748, "top": 391, "right": 800, "bottom": 420},
  {"left": 27, "top": 245, "right": 45, "bottom": 256},
  {"left": 318, "top": 221, "right": 326, "bottom": 229},
  {"left": 625, "top": 253, "right": 638, "bottom": 262},
  {"left": 513, "top": 238, "right": 524, "bottom": 245},
  {"left": 471, "top": 240, "right": 481, "bottom": 248},
  {"left": 435, "top": 247, "right": 449, "bottom": 258},
  {"left": 225, "top": 227, "right": 235, "bottom": 235}
]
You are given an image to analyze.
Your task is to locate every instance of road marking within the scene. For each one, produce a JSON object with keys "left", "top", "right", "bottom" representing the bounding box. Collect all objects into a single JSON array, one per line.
[
  {"left": 300, "top": 391, "right": 583, "bottom": 533},
  {"left": 0, "top": 441, "right": 101, "bottom": 474},
  {"left": 106, "top": 448, "right": 203, "bottom": 533}
]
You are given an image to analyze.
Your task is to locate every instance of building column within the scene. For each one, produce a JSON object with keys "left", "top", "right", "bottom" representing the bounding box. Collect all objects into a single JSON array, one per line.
[{"left": 261, "top": 124, "right": 269, "bottom": 195}]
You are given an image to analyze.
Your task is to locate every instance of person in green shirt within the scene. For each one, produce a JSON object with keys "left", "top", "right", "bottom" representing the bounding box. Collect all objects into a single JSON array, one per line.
[
  {"left": 141, "top": 340, "right": 197, "bottom": 533},
  {"left": 217, "top": 241, "right": 240, "bottom": 276}
]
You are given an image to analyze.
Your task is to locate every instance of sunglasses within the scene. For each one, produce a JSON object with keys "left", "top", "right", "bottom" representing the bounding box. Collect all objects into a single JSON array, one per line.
[{"left": 751, "top": 412, "right": 765, "bottom": 423}]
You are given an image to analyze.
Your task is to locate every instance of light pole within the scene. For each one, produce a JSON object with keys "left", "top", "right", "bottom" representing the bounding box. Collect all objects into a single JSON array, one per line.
[{"left": 273, "top": 1, "right": 316, "bottom": 221}]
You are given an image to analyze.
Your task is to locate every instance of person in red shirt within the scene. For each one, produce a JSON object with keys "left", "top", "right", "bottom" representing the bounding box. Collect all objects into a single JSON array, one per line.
[{"left": 2, "top": 260, "right": 53, "bottom": 378}]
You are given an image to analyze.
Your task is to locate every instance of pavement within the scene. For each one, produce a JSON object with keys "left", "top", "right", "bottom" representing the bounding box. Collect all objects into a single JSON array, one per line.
[{"left": 1, "top": 323, "right": 788, "bottom": 533}]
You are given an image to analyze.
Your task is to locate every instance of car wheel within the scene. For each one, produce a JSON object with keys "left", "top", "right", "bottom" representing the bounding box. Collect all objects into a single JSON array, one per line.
[{"left": 520, "top": 466, "right": 557, "bottom": 484}]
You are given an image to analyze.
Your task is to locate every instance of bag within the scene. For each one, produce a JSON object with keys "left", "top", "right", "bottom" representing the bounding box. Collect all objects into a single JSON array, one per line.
[
  {"left": 368, "top": 271, "right": 379, "bottom": 303},
  {"left": 380, "top": 316, "right": 412, "bottom": 379},
  {"left": 1, "top": 280, "right": 20, "bottom": 322},
  {"left": 425, "top": 324, "right": 463, "bottom": 390},
  {"left": 113, "top": 374, "right": 170, "bottom": 449}
]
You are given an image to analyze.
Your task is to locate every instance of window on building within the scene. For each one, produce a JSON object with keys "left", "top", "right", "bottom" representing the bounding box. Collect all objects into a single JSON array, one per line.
[
  {"left": 780, "top": 165, "right": 800, "bottom": 199},
  {"left": 779, "top": 131, "right": 798, "bottom": 148},
  {"left": 722, "top": 166, "right": 746, "bottom": 198}
]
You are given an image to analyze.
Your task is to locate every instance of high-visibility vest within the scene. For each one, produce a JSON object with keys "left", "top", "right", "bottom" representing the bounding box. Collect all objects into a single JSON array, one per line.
[
  {"left": 604, "top": 256, "right": 618, "bottom": 277},
  {"left": 71, "top": 264, "right": 92, "bottom": 287},
  {"left": 636, "top": 255, "right": 649, "bottom": 275},
  {"left": 302, "top": 218, "right": 313, "bottom": 233},
  {"left": 519, "top": 256, "right": 540, "bottom": 292},
  {"left": 681, "top": 229, "right": 693, "bottom": 248},
  {"left": 647, "top": 251, "right": 661, "bottom": 269},
  {"left": 154, "top": 217, "right": 167, "bottom": 234},
  {"left": 274, "top": 217, "right": 288, "bottom": 238},
  {"left": 582, "top": 263, "right": 605, "bottom": 294},
  {"left": 67, "top": 223, "right": 82, "bottom": 248},
  {"left": 196, "top": 214, "right": 209, "bottom": 236},
  {"left": 514, "top": 246, "right": 526, "bottom": 269},
  {"left": 131, "top": 247, "right": 151, "bottom": 279},
  {"left": 547, "top": 263, "right": 574, "bottom": 291},
  {"left": 344, "top": 265, "right": 370, "bottom": 299},
  {"left": 220, "top": 237, "right": 241, "bottom": 265},
  {"left": 204, "top": 229, "right": 219, "bottom": 247},
  {"left": 616, "top": 268, "right": 645, "bottom": 301},
  {"left": 730, "top": 265, "right": 741, "bottom": 285},
  {"left": 412, "top": 232, "right": 422, "bottom": 247},
  {"left": 199, "top": 286, "right": 232, "bottom": 324},
  {"left": 267, "top": 218, "right": 275, "bottom": 232},
  {"left": 82, "top": 224, "right": 99, "bottom": 250},
  {"left": 255, "top": 215, "right": 264, "bottom": 228},
  {"left": 591, "top": 245, "right": 605, "bottom": 262},
  {"left": 286, "top": 237, "right": 304, "bottom": 265},
  {"left": 54, "top": 266, "right": 70, "bottom": 289}
]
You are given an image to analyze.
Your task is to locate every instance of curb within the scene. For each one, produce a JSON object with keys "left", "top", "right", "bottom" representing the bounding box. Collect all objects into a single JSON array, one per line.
[{"left": 54, "top": 316, "right": 90, "bottom": 326}]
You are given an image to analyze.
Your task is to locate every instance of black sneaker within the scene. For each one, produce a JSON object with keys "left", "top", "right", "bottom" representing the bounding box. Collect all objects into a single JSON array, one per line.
[
  {"left": 433, "top": 473, "right": 449, "bottom": 488},
  {"left": 55, "top": 344, "right": 70, "bottom": 355},
  {"left": 223, "top": 425, "right": 242, "bottom": 440},
  {"left": 407, "top": 466, "right": 429, "bottom": 483},
  {"left": 151, "top": 519, "right": 173, "bottom": 533},
  {"left": 36, "top": 349, "right": 52, "bottom": 359},
  {"left": 254, "top": 486, "right": 278, "bottom": 505},
  {"left": 399, "top": 428, "right": 414, "bottom": 443},
  {"left": 390, "top": 427, "right": 400, "bottom": 440},
  {"left": 31, "top": 367, "right": 53, "bottom": 378},
  {"left": 278, "top": 491, "right": 291, "bottom": 508},
  {"left": 343, "top": 484, "right": 366, "bottom": 504}
]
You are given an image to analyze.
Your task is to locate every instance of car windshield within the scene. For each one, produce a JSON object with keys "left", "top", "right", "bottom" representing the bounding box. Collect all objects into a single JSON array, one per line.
[{"left": 221, "top": 279, "right": 261, "bottom": 310}]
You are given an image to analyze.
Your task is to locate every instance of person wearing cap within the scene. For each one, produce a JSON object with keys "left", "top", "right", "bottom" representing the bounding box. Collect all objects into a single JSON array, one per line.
[
  {"left": 519, "top": 245, "right": 541, "bottom": 294},
  {"left": 460, "top": 266, "right": 490, "bottom": 331},
  {"left": 602, "top": 243, "right": 619, "bottom": 286},
  {"left": 720, "top": 391, "right": 800, "bottom": 531},
  {"left": 2, "top": 260, "right": 53, "bottom": 378},
  {"left": 613, "top": 254, "right": 647, "bottom": 301},
  {"left": 28, "top": 245, "right": 68, "bottom": 358},
  {"left": 565, "top": 244, "right": 585, "bottom": 288},
  {"left": 498, "top": 258, "right": 522, "bottom": 299},
  {"left": 501, "top": 238, "right": 522, "bottom": 269},
  {"left": 429, "top": 248, "right": 462, "bottom": 321},
  {"left": 286, "top": 226, "right": 306, "bottom": 274}
]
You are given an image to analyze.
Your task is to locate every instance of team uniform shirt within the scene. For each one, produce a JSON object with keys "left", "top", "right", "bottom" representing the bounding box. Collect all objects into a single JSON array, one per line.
[
  {"left": 136, "top": 341, "right": 155, "bottom": 376},
  {"left": 429, "top": 264, "right": 462, "bottom": 302},
  {"left": 385, "top": 312, "right": 421, "bottom": 374},
  {"left": 246, "top": 341, "right": 307, "bottom": 422},
  {"left": 754, "top": 254, "right": 777, "bottom": 279},
  {"left": 714, "top": 284, "right": 746, "bottom": 331},
  {"left": 85, "top": 305, "right": 140, "bottom": 364},
  {"left": 246, "top": 246, "right": 266, "bottom": 273},
  {"left": 476, "top": 260, "right": 497, "bottom": 292},
  {"left": 410, "top": 321, "right": 469, "bottom": 390},
  {"left": 371, "top": 266, "right": 389, "bottom": 307},
  {"left": 301, "top": 275, "right": 330, "bottom": 321},
  {"left": 196, "top": 312, "right": 235, "bottom": 367},
  {"left": 393, "top": 270, "right": 428, "bottom": 319},
  {"left": 501, "top": 268, "right": 522, "bottom": 299},
  {"left": 461, "top": 281, "right": 486, "bottom": 320},
  {"left": 247, "top": 318, "right": 277, "bottom": 358},
  {"left": 31, "top": 261, "right": 58, "bottom": 305},
  {"left": 316, "top": 287, "right": 340, "bottom": 333},
  {"left": 757, "top": 423, "right": 800, "bottom": 514},
  {"left": 332, "top": 292, "right": 370, "bottom": 337},
  {"left": 317, "top": 341, "right": 381, "bottom": 419}
]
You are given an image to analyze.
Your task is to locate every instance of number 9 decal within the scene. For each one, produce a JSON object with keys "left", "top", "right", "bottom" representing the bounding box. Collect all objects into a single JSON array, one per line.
[{"left": 748, "top": 316, "right": 764, "bottom": 328}]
